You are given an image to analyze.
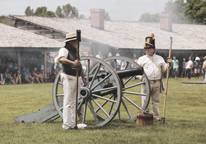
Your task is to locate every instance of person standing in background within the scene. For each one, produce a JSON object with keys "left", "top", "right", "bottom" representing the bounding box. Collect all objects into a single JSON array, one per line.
[
  {"left": 186, "top": 56, "right": 193, "bottom": 79},
  {"left": 95, "top": 51, "right": 103, "bottom": 59},
  {"left": 200, "top": 56, "right": 204, "bottom": 77},
  {"left": 194, "top": 57, "right": 201, "bottom": 79},
  {"left": 116, "top": 53, "right": 122, "bottom": 71},
  {"left": 87, "top": 51, "right": 94, "bottom": 67},
  {"left": 172, "top": 56, "right": 179, "bottom": 79},
  {"left": 202, "top": 56, "right": 206, "bottom": 82},
  {"left": 107, "top": 52, "right": 114, "bottom": 68},
  {"left": 181, "top": 58, "right": 186, "bottom": 77},
  {"left": 47, "top": 53, "right": 53, "bottom": 79}
]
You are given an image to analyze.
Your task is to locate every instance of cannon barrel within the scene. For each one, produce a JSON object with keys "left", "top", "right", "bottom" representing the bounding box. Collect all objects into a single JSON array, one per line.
[
  {"left": 87, "top": 67, "right": 143, "bottom": 81},
  {"left": 116, "top": 67, "right": 143, "bottom": 78}
]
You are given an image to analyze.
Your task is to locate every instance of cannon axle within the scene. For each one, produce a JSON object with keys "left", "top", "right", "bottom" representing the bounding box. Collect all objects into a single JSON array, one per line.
[{"left": 80, "top": 87, "right": 91, "bottom": 99}]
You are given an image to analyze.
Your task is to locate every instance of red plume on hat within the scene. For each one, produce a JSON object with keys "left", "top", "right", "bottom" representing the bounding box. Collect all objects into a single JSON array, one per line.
[{"left": 144, "top": 33, "right": 155, "bottom": 49}]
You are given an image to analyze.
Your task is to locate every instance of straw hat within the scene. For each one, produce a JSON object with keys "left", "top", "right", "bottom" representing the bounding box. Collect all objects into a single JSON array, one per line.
[
  {"left": 204, "top": 56, "right": 206, "bottom": 59},
  {"left": 64, "top": 33, "right": 77, "bottom": 43}
]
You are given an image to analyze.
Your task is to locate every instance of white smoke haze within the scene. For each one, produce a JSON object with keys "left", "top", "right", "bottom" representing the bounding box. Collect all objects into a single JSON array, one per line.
[{"left": 0, "top": 0, "right": 170, "bottom": 21}]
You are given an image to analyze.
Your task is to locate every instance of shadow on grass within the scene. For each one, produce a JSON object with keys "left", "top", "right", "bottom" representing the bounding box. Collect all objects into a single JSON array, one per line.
[{"left": 43, "top": 116, "right": 205, "bottom": 133}]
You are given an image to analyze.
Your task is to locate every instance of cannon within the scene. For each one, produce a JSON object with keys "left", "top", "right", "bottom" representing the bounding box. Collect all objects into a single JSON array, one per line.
[{"left": 14, "top": 56, "right": 151, "bottom": 127}]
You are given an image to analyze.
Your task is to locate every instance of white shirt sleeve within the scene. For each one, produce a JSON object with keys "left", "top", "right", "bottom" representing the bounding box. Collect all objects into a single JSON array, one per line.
[
  {"left": 160, "top": 57, "right": 168, "bottom": 72},
  {"left": 56, "top": 48, "right": 68, "bottom": 64}
]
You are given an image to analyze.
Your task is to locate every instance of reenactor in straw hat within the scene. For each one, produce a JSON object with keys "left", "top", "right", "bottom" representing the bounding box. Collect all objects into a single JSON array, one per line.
[
  {"left": 57, "top": 33, "right": 87, "bottom": 129},
  {"left": 137, "top": 33, "right": 172, "bottom": 121}
]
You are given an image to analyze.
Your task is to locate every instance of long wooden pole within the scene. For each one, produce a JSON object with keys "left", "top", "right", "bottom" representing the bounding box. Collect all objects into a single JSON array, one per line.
[
  {"left": 75, "top": 30, "right": 81, "bottom": 129},
  {"left": 44, "top": 51, "right": 47, "bottom": 83},
  {"left": 161, "top": 37, "right": 173, "bottom": 124}
]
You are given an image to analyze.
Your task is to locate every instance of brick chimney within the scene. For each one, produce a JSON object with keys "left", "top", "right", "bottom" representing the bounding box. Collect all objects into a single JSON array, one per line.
[
  {"left": 90, "top": 9, "right": 105, "bottom": 30},
  {"left": 159, "top": 14, "right": 172, "bottom": 32}
]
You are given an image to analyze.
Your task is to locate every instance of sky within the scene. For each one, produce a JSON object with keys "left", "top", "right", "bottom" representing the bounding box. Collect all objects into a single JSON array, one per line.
[{"left": 0, "top": 0, "right": 171, "bottom": 21}]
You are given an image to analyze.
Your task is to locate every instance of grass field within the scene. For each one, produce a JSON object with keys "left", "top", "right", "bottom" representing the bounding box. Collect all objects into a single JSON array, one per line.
[{"left": 0, "top": 77, "right": 206, "bottom": 144}]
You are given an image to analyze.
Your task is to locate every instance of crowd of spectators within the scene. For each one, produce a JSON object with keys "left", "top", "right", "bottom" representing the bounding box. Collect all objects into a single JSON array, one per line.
[
  {"left": 170, "top": 55, "right": 206, "bottom": 80},
  {"left": 1, "top": 51, "right": 206, "bottom": 85},
  {"left": 0, "top": 53, "right": 60, "bottom": 85}
]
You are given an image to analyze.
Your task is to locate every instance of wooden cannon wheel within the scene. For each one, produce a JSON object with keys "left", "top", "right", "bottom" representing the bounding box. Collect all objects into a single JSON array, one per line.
[
  {"left": 53, "top": 56, "right": 122, "bottom": 126},
  {"left": 104, "top": 56, "right": 151, "bottom": 121}
]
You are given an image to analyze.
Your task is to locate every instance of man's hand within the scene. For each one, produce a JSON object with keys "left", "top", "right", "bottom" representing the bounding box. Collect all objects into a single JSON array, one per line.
[
  {"left": 167, "top": 57, "right": 173, "bottom": 68},
  {"left": 73, "top": 60, "right": 80, "bottom": 67},
  {"left": 83, "top": 79, "right": 87, "bottom": 87}
]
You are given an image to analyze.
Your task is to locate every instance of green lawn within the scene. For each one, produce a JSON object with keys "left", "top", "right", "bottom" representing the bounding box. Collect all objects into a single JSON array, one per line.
[{"left": 0, "top": 77, "right": 206, "bottom": 144}]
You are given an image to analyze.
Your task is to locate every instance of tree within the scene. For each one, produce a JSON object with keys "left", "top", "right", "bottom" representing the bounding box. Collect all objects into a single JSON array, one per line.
[
  {"left": 34, "top": 6, "right": 47, "bottom": 17},
  {"left": 62, "top": 4, "right": 72, "bottom": 18},
  {"left": 164, "top": 0, "right": 186, "bottom": 23},
  {"left": 138, "top": 13, "right": 160, "bottom": 22},
  {"left": 24, "top": 3, "right": 79, "bottom": 19},
  {"left": 34, "top": 6, "right": 56, "bottom": 17},
  {"left": 25, "top": 6, "right": 34, "bottom": 16},
  {"left": 104, "top": 11, "right": 111, "bottom": 21},
  {"left": 62, "top": 4, "right": 79, "bottom": 18},
  {"left": 78, "top": 14, "right": 86, "bottom": 19},
  {"left": 183, "top": 0, "right": 206, "bottom": 24},
  {"left": 70, "top": 7, "right": 78, "bottom": 18},
  {"left": 196, "top": 7, "right": 206, "bottom": 24},
  {"left": 55, "top": 6, "right": 64, "bottom": 18},
  {"left": 45, "top": 11, "right": 56, "bottom": 17},
  {"left": 163, "top": 0, "right": 206, "bottom": 24}
]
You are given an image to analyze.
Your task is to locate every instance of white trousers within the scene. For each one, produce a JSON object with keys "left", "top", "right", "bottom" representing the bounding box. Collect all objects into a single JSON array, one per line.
[
  {"left": 141, "top": 80, "right": 160, "bottom": 120},
  {"left": 61, "top": 73, "right": 84, "bottom": 129}
]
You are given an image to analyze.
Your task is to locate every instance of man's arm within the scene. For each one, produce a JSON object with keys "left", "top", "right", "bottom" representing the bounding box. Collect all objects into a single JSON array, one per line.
[
  {"left": 49, "top": 57, "right": 54, "bottom": 64},
  {"left": 5, "top": 74, "right": 11, "bottom": 79},
  {"left": 32, "top": 72, "right": 39, "bottom": 77},
  {"left": 190, "top": 62, "right": 193, "bottom": 69},
  {"left": 81, "top": 71, "right": 87, "bottom": 86},
  {"left": 178, "top": 60, "right": 179, "bottom": 70},
  {"left": 202, "top": 62, "right": 206, "bottom": 69}
]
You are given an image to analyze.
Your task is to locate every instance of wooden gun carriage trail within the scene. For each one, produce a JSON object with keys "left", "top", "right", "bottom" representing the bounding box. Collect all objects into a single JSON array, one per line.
[{"left": 14, "top": 56, "right": 151, "bottom": 127}]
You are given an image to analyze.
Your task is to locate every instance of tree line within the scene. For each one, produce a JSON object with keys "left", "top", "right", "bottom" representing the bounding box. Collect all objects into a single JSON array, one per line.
[
  {"left": 25, "top": 4, "right": 79, "bottom": 19},
  {"left": 139, "top": 0, "right": 206, "bottom": 25},
  {"left": 25, "top": 4, "right": 111, "bottom": 20}
]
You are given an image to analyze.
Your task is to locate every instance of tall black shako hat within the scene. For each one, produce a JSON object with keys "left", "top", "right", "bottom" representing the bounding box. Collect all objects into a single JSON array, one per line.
[{"left": 144, "top": 33, "right": 155, "bottom": 49}]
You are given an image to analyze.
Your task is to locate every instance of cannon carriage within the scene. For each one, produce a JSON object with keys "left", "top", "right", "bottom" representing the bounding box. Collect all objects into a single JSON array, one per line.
[{"left": 14, "top": 56, "right": 151, "bottom": 127}]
